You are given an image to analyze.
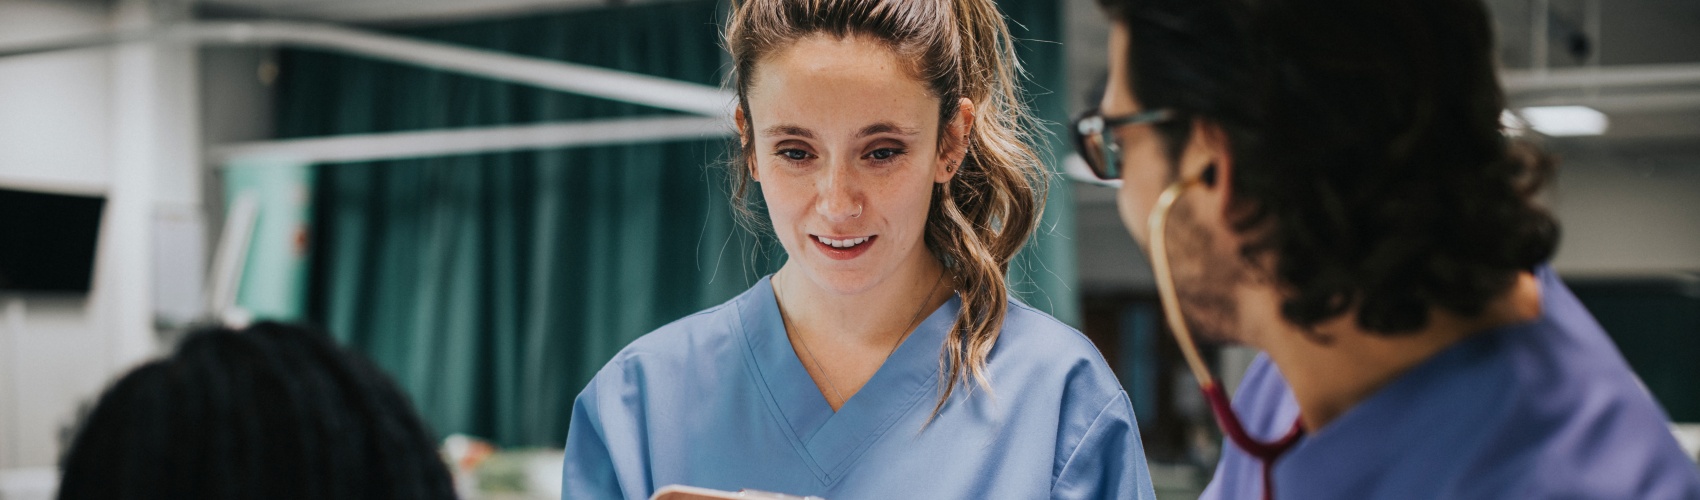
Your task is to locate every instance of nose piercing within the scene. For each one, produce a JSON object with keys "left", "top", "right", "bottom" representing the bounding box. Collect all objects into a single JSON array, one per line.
[{"left": 852, "top": 203, "right": 863, "bottom": 218}]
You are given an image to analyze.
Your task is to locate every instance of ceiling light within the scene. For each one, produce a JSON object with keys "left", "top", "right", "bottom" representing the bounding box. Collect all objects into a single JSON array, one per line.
[{"left": 1516, "top": 105, "right": 1609, "bottom": 137}]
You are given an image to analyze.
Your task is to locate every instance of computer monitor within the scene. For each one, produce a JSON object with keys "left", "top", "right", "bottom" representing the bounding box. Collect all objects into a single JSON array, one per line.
[{"left": 0, "top": 186, "right": 106, "bottom": 294}]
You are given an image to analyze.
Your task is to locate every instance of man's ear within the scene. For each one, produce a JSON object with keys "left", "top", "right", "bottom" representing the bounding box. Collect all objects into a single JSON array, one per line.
[
  {"left": 1189, "top": 119, "right": 1235, "bottom": 208},
  {"left": 736, "top": 106, "right": 759, "bottom": 182},
  {"left": 937, "top": 97, "right": 975, "bottom": 184}
]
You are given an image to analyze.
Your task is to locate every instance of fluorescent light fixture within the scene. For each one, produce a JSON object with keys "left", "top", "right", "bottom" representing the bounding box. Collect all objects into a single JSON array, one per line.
[{"left": 1517, "top": 105, "right": 1609, "bottom": 137}]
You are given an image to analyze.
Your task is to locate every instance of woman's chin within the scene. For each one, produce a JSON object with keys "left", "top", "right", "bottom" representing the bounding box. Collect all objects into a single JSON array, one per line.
[{"left": 793, "top": 264, "right": 886, "bottom": 297}]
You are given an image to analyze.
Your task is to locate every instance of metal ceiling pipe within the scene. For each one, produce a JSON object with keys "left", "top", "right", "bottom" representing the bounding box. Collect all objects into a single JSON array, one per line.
[
  {"left": 1503, "top": 64, "right": 1700, "bottom": 92},
  {"left": 210, "top": 115, "right": 733, "bottom": 165},
  {"left": 0, "top": 20, "right": 734, "bottom": 118}
]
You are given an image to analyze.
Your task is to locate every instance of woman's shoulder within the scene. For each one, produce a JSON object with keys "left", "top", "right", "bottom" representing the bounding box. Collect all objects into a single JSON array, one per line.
[
  {"left": 991, "top": 296, "right": 1123, "bottom": 398},
  {"left": 995, "top": 296, "right": 1106, "bottom": 363},
  {"left": 599, "top": 284, "right": 762, "bottom": 374}
]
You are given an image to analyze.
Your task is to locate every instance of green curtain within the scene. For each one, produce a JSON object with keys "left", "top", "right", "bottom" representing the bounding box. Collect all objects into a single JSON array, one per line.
[
  {"left": 281, "top": 0, "right": 1075, "bottom": 448},
  {"left": 1001, "top": 0, "right": 1081, "bottom": 325}
]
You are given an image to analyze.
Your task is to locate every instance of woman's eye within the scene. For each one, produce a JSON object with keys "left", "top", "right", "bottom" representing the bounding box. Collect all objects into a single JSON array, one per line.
[
  {"left": 776, "top": 149, "right": 812, "bottom": 161},
  {"left": 867, "top": 148, "right": 905, "bottom": 162}
]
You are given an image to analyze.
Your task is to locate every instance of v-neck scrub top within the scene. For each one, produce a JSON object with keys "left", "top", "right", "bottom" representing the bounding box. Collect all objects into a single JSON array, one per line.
[{"left": 564, "top": 277, "right": 1158, "bottom": 499}]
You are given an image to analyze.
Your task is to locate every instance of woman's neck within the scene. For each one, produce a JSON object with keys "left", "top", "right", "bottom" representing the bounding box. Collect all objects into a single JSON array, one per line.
[
  {"left": 773, "top": 254, "right": 949, "bottom": 351},
  {"left": 773, "top": 253, "right": 951, "bottom": 410}
]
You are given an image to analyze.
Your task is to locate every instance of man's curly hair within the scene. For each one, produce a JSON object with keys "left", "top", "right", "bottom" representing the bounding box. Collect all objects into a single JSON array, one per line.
[{"left": 1100, "top": 0, "right": 1560, "bottom": 334}]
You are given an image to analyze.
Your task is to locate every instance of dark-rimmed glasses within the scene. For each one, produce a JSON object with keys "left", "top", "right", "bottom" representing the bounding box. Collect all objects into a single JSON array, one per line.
[{"left": 1070, "top": 108, "right": 1175, "bottom": 180}]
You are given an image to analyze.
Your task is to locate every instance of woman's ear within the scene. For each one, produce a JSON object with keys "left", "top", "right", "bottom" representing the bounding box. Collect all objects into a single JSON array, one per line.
[
  {"left": 736, "top": 106, "right": 760, "bottom": 182},
  {"left": 937, "top": 97, "right": 975, "bottom": 184}
]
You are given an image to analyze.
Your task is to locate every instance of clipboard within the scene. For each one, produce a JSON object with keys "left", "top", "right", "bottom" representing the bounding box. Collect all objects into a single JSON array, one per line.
[{"left": 649, "top": 485, "right": 826, "bottom": 500}]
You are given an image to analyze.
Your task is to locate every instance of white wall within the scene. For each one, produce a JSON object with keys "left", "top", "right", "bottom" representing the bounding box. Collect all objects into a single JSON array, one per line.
[
  {"left": 1548, "top": 142, "right": 1700, "bottom": 273},
  {"left": 0, "top": 1, "right": 112, "bottom": 190},
  {"left": 0, "top": 0, "right": 202, "bottom": 469}
]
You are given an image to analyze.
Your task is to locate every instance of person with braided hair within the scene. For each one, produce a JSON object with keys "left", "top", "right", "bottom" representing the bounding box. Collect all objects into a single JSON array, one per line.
[{"left": 57, "top": 322, "right": 456, "bottom": 500}]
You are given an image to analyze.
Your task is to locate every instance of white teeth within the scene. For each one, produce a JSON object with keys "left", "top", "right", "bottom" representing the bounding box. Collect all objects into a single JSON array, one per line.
[{"left": 815, "top": 235, "right": 871, "bottom": 248}]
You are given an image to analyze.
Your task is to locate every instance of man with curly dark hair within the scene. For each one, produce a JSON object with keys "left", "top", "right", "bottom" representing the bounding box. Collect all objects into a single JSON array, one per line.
[{"left": 1080, "top": 0, "right": 1700, "bottom": 498}]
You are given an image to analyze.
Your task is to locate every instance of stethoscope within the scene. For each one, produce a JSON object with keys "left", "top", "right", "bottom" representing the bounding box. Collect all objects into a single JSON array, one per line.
[{"left": 1147, "top": 166, "right": 1305, "bottom": 500}]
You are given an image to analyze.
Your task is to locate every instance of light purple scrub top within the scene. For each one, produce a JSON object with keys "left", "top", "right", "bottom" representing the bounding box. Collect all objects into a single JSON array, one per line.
[{"left": 1203, "top": 266, "right": 1700, "bottom": 499}]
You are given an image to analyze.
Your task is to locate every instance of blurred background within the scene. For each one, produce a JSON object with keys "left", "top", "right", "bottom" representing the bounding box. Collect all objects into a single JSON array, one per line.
[{"left": 0, "top": 0, "right": 1695, "bottom": 498}]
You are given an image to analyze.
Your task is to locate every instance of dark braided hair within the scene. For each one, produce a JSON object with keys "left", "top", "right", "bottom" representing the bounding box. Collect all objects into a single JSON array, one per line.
[
  {"left": 1099, "top": 0, "right": 1559, "bottom": 334},
  {"left": 57, "top": 322, "right": 457, "bottom": 500}
]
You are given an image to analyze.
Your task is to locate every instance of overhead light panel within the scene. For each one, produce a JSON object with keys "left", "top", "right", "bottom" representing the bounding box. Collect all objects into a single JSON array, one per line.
[{"left": 1516, "top": 105, "right": 1609, "bottom": 137}]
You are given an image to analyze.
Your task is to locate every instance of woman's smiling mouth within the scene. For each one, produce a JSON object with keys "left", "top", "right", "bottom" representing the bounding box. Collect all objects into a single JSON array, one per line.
[{"left": 812, "top": 234, "right": 877, "bottom": 260}]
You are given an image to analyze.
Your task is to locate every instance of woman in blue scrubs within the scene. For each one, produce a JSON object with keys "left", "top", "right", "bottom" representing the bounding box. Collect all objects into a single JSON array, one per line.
[{"left": 564, "top": 1, "right": 1157, "bottom": 499}]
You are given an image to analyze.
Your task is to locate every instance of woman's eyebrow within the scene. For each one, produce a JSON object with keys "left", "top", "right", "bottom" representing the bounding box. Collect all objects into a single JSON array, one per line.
[
  {"left": 857, "top": 122, "right": 920, "bottom": 138},
  {"left": 759, "top": 123, "right": 918, "bottom": 139},
  {"left": 761, "top": 124, "right": 814, "bottom": 139}
]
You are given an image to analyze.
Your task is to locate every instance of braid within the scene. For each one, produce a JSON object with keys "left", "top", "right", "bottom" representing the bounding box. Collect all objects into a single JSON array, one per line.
[{"left": 57, "top": 322, "right": 457, "bottom": 500}]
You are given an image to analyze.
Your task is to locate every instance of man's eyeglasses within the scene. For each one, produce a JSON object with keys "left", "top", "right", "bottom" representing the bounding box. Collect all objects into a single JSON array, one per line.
[{"left": 1070, "top": 108, "right": 1175, "bottom": 180}]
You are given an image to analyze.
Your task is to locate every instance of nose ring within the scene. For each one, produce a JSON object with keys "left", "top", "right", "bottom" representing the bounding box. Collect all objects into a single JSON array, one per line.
[{"left": 852, "top": 203, "right": 863, "bottom": 218}]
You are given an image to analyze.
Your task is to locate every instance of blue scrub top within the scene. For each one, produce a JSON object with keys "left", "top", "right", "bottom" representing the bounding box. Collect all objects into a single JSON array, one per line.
[
  {"left": 564, "top": 277, "right": 1157, "bottom": 499},
  {"left": 1203, "top": 266, "right": 1700, "bottom": 499}
]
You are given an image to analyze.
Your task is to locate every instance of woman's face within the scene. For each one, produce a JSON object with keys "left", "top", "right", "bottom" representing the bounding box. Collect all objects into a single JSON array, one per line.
[{"left": 742, "top": 34, "right": 959, "bottom": 296}]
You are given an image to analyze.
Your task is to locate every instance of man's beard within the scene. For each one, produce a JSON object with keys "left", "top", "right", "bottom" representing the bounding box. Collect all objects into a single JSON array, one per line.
[{"left": 1162, "top": 198, "right": 1247, "bottom": 345}]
